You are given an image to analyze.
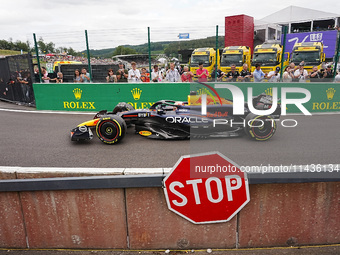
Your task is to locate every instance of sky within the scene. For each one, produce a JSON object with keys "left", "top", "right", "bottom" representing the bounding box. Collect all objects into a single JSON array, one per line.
[{"left": 1, "top": 0, "right": 340, "bottom": 51}]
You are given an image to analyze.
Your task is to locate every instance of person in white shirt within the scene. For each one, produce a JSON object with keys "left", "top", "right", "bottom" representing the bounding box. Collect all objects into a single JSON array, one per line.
[
  {"left": 294, "top": 62, "right": 308, "bottom": 82},
  {"left": 151, "top": 65, "right": 163, "bottom": 82},
  {"left": 128, "top": 62, "right": 141, "bottom": 82},
  {"left": 165, "top": 62, "right": 180, "bottom": 82},
  {"left": 335, "top": 70, "right": 340, "bottom": 83},
  {"left": 267, "top": 67, "right": 281, "bottom": 82}
]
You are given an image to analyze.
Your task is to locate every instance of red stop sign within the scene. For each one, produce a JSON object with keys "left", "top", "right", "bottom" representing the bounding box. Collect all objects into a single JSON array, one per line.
[{"left": 163, "top": 152, "right": 250, "bottom": 224}]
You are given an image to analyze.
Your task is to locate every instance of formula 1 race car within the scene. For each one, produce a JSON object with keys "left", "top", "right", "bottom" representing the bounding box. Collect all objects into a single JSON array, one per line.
[{"left": 70, "top": 93, "right": 281, "bottom": 144}]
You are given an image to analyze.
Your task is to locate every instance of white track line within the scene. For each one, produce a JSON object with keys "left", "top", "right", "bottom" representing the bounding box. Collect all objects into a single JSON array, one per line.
[
  {"left": 0, "top": 108, "right": 94, "bottom": 115},
  {"left": 0, "top": 165, "right": 338, "bottom": 175}
]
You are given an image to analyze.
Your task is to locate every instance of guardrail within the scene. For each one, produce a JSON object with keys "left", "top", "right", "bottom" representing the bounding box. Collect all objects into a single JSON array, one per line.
[{"left": 0, "top": 169, "right": 339, "bottom": 192}]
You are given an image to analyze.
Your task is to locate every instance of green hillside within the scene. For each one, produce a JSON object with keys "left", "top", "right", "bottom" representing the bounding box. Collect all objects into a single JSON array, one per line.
[
  {"left": 0, "top": 49, "right": 26, "bottom": 56},
  {"left": 87, "top": 36, "right": 225, "bottom": 58}
]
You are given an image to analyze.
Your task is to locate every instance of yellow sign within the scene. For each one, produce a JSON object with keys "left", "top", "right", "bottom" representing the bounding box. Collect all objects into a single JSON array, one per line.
[
  {"left": 225, "top": 50, "right": 240, "bottom": 54},
  {"left": 265, "top": 88, "right": 273, "bottom": 96},
  {"left": 131, "top": 88, "right": 142, "bottom": 100},
  {"left": 312, "top": 88, "right": 338, "bottom": 110},
  {"left": 73, "top": 88, "right": 82, "bottom": 100},
  {"left": 257, "top": 49, "right": 274, "bottom": 53},
  {"left": 63, "top": 88, "right": 95, "bottom": 110},
  {"left": 298, "top": 47, "right": 317, "bottom": 51},
  {"left": 326, "top": 88, "right": 336, "bottom": 100}
]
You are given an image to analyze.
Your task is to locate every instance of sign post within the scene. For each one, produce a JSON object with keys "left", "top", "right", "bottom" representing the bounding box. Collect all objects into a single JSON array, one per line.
[{"left": 163, "top": 152, "right": 250, "bottom": 224}]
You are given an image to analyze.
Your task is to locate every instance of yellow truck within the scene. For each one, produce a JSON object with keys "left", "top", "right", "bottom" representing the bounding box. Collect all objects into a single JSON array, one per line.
[
  {"left": 190, "top": 48, "right": 219, "bottom": 80},
  {"left": 251, "top": 44, "right": 289, "bottom": 73},
  {"left": 53, "top": 61, "right": 82, "bottom": 73},
  {"left": 290, "top": 42, "right": 325, "bottom": 72},
  {"left": 220, "top": 46, "right": 251, "bottom": 73}
]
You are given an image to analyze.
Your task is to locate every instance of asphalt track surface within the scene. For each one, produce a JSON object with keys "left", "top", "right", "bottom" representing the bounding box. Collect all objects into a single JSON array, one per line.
[{"left": 0, "top": 101, "right": 339, "bottom": 168}]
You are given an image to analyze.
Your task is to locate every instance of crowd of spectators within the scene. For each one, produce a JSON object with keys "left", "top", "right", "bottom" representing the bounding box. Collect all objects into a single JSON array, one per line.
[
  {"left": 36, "top": 56, "right": 340, "bottom": 83},
  {"left": 212, "top": 62, "right": 340, "bottom": 83},
  {"left": 42, "top": 54, "right": 117, "bottom": 65},
  {"left": 1, "top": 68, "right": 34, "bottom": 105}
]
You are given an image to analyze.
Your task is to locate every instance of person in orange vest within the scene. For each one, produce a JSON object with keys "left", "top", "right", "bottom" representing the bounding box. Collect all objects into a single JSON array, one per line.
[{"left": 140, "top": 67, "right": 150, "bottom": 82}]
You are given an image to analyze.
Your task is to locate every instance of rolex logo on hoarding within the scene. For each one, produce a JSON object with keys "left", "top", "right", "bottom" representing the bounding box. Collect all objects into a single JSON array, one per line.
[
  {"left": 131, "top": 88, "right": 142, "bottom": 100},
  {"left": 197, "top": 88, "right": 209, "bottom": 95},
  {"left": 73, "top": 88, "right": 82, "bottom": 100},
  {"left": 265, "top": 88, "right": 273, "bottom": 96},
  {"left": 326, "top": 88, "right": 336, "bottom": 100}
]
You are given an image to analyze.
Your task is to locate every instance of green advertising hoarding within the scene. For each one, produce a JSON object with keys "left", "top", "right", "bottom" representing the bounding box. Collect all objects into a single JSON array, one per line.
[{"left": 33, "top": 82, "right": 339, "bottom": 113}]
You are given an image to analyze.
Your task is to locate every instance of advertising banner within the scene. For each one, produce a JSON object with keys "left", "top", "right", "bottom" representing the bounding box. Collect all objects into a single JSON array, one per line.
[
  {"left": 282, "top": 30, "right": 338, "bottom": 58},
  {"left": 178, "top": 33, "right": 190, "bottom": 39},
  {"left": 33, "top": 82, "right": 340, "bottom": 113}
]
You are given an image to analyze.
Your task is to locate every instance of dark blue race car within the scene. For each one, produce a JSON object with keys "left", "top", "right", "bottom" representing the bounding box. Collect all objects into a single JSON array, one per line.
[{"left": 70, "top": 93, "right": 281, "bottom": 144}]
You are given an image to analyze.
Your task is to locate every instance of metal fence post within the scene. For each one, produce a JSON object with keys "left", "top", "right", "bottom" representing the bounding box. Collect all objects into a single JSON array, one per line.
[
  {"left": 215, "top": 25, "right": 219, "bottom": 82},
  {"left": 33, "top": 33, "right": 42, "bottom": 83},
  {"left": 148, "top": 27, "right": 152, "bottom": 81},
  {"left": 280, "top": 26, "right": 288, "bottom": 82},
  {"left": 333, "top": 30, "right": 340, "bottom": 79},
  {"left": 85, "top": 30, "right": 93, "bottom": 82}
]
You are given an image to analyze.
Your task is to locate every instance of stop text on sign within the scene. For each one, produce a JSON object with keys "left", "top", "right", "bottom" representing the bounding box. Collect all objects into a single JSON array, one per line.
[{"left": 170, "top": 175, "right": 242, "bottom": 206}]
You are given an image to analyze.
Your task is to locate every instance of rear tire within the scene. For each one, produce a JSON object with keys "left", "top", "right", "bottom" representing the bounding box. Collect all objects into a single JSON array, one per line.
[
  {"left": 244, "top": 113, "right": 276, "bottom": 141},
  {"left": 96, "top": 116, "right": 127, "bottom": 144},
  {"left": 112, "top": 102, "right": 134, "bottom": 114}
]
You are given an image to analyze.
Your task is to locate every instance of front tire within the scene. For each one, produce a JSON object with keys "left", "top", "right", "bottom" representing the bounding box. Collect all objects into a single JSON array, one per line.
[
  {"left": 96, "top": 116, "right": 127, "bottom": 144},
  {"left": 244, "top": 113, "right": 276, "bottom": 141}
]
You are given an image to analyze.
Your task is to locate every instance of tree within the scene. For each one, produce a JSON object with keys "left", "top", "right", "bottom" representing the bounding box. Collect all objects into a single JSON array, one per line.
[{"left": 111, "top": 46, "right": 137, "bottom": 56}]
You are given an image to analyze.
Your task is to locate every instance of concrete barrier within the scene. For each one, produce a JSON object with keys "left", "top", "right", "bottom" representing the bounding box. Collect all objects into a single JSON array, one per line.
[
  {"left": 0, "top": 172, "right": 26, "bottom": 248},
  {"left": 0, "top": 168, "right": 339, "bottom": 249}
]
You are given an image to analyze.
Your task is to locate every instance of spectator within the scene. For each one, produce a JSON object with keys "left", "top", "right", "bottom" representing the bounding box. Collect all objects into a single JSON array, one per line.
[
  {"left": 80, "top": 68, "right": 91, "bottom": 83},
  {"left": 196, "top": 62, "right": 209, "bottom": 82},
  {"left": 151, "top": 65, "right": 163, "bottom": 82},
  {"left": 56, "top": 72, "right": 64, "bottom": 83},
  {"left": 238, "top": 64, "right": 252, "bottom": 82},
  {"left": 309, "top": 66, "right": 322, "bottom": 82},
  {"left": 181, "top": 66, "right": 194, "bottom": 82},
  {"left": 166, "top": 62, "right": 181, "bottom": 82},
  {"left": 33, "top": 66, "right": 40, "bottom": 83},
  {"left": 335, "top": 70, "right": 340, "bottom": 83},
  {"left": 74, "top": 69, "right": 81, "bottom": 83},
  {"left": 211, "top": 66, "right": 225, "bottom": 81},
  {"left": 106, "top": 69, "right": 117, "bottom": 83},
  {"left": 116, "top": 62, "right": 128, "bottom": 82},
  {"left": 128, "top": 62, "right": 141, "bottom": 82},
  {"left": 294, "top": 62, "right": 308, "bottom": 82},
  {"left": 140, "top": 68, "right": 150, "bottom": 82},
  {"left": 50, "top": 71, "right": 64, "bottom": 83},
  {"left": 226, "top": 64, "right": 240, "bottom": 82},
  {"left": 323, "top": 65, "right": 334, "bottom": 82},
  {"left": 48, "top": 71, "right": 58, "bottom": 83},
  {"left": 282, "top": 66, "right": 294, "bottom": 82},
  {"left": 41, "top": 67, "right": 50, "bottom": 83},
  {"left": 18, "top": 72, "right": 32, "bottom": 103},
  {"left": 253, "top": 63, "right": 267, "bottom": 82},
  {"left": 267, "top": 67, "right": 281, "bottom": 82},
  {"left": 289, "top": 62, "right": 299, "bottom": 82}
]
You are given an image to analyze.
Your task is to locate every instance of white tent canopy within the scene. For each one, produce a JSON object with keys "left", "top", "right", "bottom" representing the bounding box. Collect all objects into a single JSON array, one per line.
[{"left": 260, "top": 5, "right": 339, "bottom": 25}]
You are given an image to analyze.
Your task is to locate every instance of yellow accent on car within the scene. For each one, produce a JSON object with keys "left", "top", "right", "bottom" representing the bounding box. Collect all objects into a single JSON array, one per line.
[{"left": 139, "top": 131, "right": 152, "bottom": 136}]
